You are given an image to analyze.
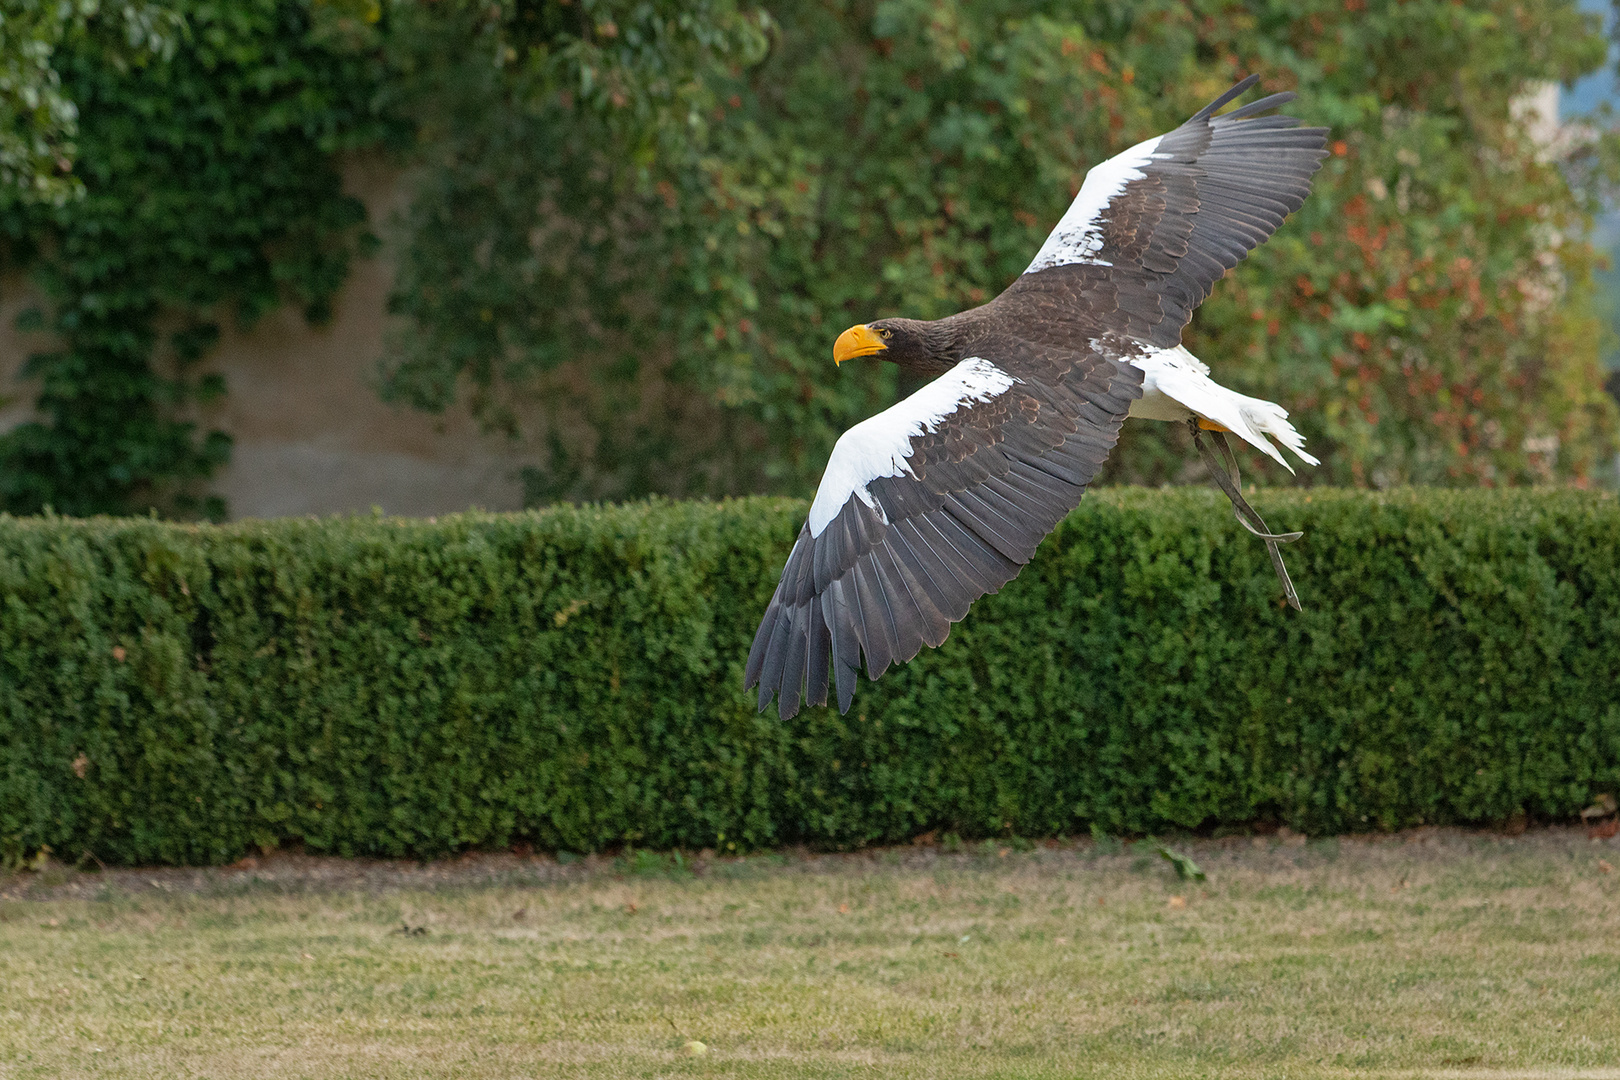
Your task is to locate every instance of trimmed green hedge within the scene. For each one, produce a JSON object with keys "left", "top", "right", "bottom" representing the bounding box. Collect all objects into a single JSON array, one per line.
[{"left": 3, "top": 489, "right": 1618, "bottom": 866}]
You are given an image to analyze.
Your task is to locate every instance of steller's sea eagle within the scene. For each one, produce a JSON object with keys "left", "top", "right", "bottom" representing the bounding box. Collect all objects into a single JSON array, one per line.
[{"left": 747, "top": 76, "right": 1329, "bottom": 719}]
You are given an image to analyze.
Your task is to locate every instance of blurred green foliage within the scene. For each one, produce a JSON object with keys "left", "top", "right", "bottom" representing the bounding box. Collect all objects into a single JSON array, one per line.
[
  {"left": 385, "top": 0, "right": 1620, "bottom": 502},
  {"left": 2, "top": 489, "right": 1616, "bottom": 865},
  {"left": 0, "top": 0, "right": 183, "bottom": 205},
  {"left": 379, "top": 0, "right": 777, "bottom": 501},
  {"left": 2, "top": 0, "right": 1619, "bottom": 514}
]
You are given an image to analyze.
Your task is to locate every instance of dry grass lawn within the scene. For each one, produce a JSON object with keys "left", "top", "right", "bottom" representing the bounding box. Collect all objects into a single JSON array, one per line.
[{"left": 2, "top": 828, "right": 1618, "bottom": 1079}]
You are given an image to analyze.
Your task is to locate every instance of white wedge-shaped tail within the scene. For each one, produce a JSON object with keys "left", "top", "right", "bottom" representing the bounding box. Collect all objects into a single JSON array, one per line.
[{"left": 1125, "top": 345, "right": 1319, "bottom": 471}]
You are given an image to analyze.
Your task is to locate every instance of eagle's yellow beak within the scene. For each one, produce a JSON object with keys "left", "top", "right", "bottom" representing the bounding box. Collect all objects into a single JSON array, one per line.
[{"left": 833, "top": 324, "right": 887, "bottom": 365}]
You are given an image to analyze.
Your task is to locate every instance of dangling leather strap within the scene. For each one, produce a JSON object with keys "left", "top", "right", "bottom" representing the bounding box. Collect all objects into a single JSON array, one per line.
[{"left": 1188, "top": 419, "right": 1303, "bottom": 611}]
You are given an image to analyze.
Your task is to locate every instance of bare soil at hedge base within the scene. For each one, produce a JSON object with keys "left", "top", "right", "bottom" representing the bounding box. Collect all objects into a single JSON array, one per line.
[{"left": 2, "top": 823, "right": 1616, "bottom": 902}]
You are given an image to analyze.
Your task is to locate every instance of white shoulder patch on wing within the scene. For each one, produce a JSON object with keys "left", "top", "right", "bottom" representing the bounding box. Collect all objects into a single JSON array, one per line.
[
  {"left": 807, "top": 357, "right": 1018, "bottom": 537},
  {"left": 1025, "top": 134, "right": 1166, "bottom": 274}
]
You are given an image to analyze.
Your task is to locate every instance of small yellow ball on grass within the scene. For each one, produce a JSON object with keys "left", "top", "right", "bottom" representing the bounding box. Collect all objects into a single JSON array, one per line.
[{"left": 680, "top": 1040, "right": 707, "bottom": 1057}]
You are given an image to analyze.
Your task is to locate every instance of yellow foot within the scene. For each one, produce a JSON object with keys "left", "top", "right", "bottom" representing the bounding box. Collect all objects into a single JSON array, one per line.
[{"left": 1197, "top": 418, "right": 1231, "bottom": 432}]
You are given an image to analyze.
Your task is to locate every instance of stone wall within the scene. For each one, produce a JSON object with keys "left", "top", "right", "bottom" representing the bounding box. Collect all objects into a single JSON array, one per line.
[{"left": 0, "top": 157, "right": 526, "bottom": 520}]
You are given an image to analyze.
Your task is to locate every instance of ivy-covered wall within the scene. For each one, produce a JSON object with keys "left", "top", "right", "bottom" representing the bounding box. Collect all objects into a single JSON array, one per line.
[{"left": 0, "top": 0, "right": 400, "bottom": 518}]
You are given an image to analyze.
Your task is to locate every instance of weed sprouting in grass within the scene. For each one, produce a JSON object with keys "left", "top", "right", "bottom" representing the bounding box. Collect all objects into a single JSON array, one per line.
[
  {"left": 619, "top": 849, "right": 695, "bottom": 880},
  {"left": 1088, "top": 824, "right": 1122, "bottom": 856},
  {"left": 1154, "top": 846, "right": 1206, "bottom": 882}
]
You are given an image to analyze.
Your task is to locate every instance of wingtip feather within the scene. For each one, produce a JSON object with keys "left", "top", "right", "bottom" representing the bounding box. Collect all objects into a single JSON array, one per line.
[
  {"left": 1219, "top": 91, "right": 1298, "bottom": 122},
  {"left": 1190, "top": 74, "right": 1261, "bottom": 122}
]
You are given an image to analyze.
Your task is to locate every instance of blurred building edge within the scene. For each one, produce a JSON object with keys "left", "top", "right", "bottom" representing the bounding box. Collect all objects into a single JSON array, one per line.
[
  {"left": 1515, "top": 79, "right": 1620, "bottom": 484},
  {"left": 1512, "top": 81, "right": 1567, "bottom": 161},
  {"left": 0, "top": 154, "right": 527, "bottom": 520}
]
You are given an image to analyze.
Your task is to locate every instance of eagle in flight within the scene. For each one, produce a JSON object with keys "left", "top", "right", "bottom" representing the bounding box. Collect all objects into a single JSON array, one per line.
[{"left": 746, "top": 76, "right": 1329, "bottom": 719}]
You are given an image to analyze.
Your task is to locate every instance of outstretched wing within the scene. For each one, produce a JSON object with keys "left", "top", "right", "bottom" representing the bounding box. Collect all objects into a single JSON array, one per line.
[
  {"left": 745, "top": 348, "right": 1140, "bottom": 719},
  {"left": 1007, "top": 74, "right": 1329, "bottom": 347}
]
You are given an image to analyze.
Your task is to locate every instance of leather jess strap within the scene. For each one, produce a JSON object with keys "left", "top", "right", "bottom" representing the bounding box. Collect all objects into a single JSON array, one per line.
[{"left": 1187, "top": 418, "right": 1304, "bottom": 611}]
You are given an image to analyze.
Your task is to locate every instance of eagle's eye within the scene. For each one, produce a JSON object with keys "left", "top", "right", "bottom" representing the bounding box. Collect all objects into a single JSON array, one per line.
[{"left": 879, "top": 328, "right": 893, "bottom": 339}]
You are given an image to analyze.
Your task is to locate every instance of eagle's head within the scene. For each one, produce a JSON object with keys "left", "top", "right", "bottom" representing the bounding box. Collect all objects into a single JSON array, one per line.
[{"left": 832, "top": 318, "right": 957, "bottom": 375}]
